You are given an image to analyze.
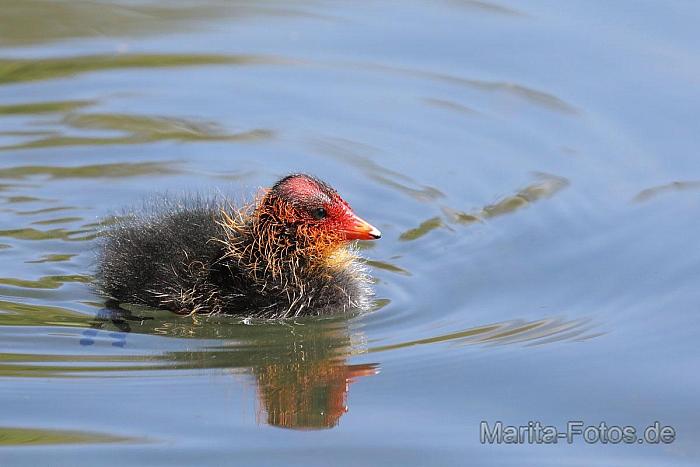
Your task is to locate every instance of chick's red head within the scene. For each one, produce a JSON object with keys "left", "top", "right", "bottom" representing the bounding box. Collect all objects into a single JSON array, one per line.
[{"left": 265, "top": 173, "right": 381, "bottom": 243}]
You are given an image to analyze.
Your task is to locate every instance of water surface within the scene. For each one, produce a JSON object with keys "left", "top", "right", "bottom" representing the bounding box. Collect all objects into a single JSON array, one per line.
[{"left": 0, "top": 1, "right": 699, "bottom": 466}]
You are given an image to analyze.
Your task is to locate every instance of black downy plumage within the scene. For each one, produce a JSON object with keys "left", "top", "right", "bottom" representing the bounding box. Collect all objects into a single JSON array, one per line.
[{"left": 95, "top": 174, "right": 380, "bottom": 318}]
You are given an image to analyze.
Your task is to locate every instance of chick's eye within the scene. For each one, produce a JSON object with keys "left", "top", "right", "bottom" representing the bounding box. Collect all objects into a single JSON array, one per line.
[{"left": 311, "top": 207, "right": 327, "bottom": 220}]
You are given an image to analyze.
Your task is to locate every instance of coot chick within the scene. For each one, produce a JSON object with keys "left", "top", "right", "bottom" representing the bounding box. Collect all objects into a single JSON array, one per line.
[{"left": 96, "top": 174, "right": 381, "bottom": 318}]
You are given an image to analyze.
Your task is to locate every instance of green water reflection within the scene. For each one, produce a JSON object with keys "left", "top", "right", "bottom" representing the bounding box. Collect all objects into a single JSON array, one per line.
[
  {"left": 0, "top": 54, "right": 273, "bottom": 85},
  {"left": 0, "top": 162, "right": 177, "bottom": 180},
  {"left": 0, "top": 0, "right": 308, "bottom": 46},
  {"left": 400, "top": 173, "right": 569, "bottom": 240},
  {"left": 0, "top": 113, "right": 273, "bottom": 151},
  {"left": 0, "top": 426, "right": 137, "bottom": 446}
]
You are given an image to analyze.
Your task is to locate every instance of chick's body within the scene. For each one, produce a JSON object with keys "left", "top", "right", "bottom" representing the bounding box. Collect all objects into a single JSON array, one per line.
[{"left": 96, "top": 175, "right": 378, "bottom": 318}]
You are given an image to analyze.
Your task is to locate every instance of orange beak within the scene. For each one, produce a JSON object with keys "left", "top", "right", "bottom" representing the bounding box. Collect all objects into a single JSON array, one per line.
[{"left": 342, "top": 211, "right": 381, "bottom": 241}]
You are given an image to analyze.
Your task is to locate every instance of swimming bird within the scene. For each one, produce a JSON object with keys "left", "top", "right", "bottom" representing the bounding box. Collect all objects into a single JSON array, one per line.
[{"left": 96, "top": 174, "right": 381, "bottom": 318}]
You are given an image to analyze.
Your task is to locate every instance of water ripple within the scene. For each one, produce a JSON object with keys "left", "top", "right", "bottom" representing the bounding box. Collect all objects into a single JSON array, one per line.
[
  {"left": 0, "top": 53, "right": 286, "bottom": 85},
  {"left": 633, "top": 180, "right": 700, "bottom": 202},
  {"left": 1, "top": 0, "right": 326, "bottom": 46},
  {"left": 0, "top": 162, "right": 179, "bottom": 180},
  {"left": 368, "top": 316, "right": 601, "bottom": 352},
  {"left": 0, "top": 426, "right": 139, "bottom": 446},
  {"left": 310, "top": 138, "right": 445, "bottom": 201},
  {"left": 342, "top": 62, "right": 578, "bottom": 114},
  {"left": 0, "top": 113, "right": 273, "bottom": 151}
]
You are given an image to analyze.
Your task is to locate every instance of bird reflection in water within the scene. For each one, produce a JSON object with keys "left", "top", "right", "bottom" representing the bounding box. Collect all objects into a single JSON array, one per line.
[
  {"left": 254, "top": 343, "right": 377, "bottom": 429},
  {"left": 83, "top": 303, "right": 379, "bottom": 430}
]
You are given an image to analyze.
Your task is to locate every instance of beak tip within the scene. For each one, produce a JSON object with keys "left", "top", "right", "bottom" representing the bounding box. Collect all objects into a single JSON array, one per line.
[{"left": 344, "top": 212, "right": 381, "bottom": 240}]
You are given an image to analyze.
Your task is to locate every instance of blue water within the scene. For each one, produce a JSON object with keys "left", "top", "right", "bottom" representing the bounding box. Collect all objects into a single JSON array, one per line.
[{"left": 0, "top": 1, "right": 698, "bottom": 465}]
